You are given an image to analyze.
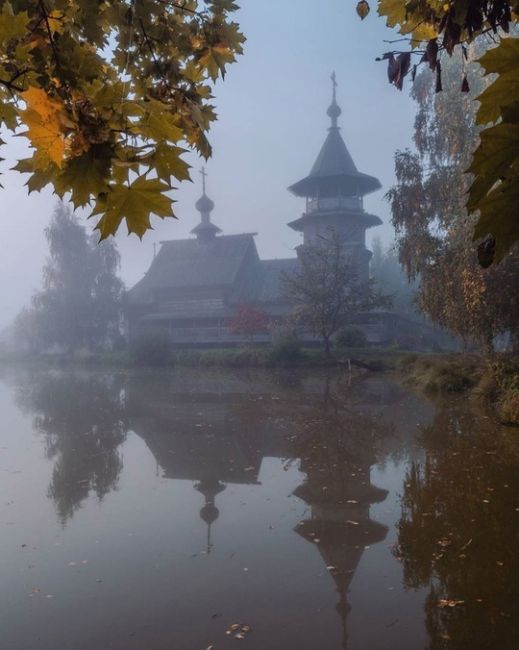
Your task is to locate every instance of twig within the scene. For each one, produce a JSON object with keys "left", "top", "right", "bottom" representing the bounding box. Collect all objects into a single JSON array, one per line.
[{"left": 38, "top": 0, "right": 61, "bottom": 70}]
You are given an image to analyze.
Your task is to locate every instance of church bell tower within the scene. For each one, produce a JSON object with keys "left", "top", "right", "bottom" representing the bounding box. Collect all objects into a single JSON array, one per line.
[{"left": 287, "top": 73, "right": 382, "bottom": 282}]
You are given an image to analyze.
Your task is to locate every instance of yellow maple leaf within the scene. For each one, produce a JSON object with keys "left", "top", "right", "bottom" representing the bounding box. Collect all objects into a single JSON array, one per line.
[{"left": 19, "top": 87, "right": 68, "bottom": 168}]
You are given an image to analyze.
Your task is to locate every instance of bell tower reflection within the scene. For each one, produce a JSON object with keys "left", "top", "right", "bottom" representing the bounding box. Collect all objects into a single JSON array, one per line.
[
  {"left": 195, "top": 477, "right": 226, "bottom": 554},
  {"left": 292, "top": 391, "right": 389, "bottom": 648}
]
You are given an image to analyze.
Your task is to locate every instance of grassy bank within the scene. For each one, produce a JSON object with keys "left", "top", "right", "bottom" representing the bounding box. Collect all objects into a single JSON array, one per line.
[
  {"left": 1, "top": 345, "right": 408, "bottom": 371},
  {"left": 398, "top": 353, "right": 519, "bottom": 425},
  {"left": 94, "top": 346, "right": 406, "bottom": 370}
]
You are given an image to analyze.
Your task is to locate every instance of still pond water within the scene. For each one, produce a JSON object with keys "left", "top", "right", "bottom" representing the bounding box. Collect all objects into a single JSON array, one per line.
[{"left": 0, "top": 367, "right": 517, "bottom": 650}]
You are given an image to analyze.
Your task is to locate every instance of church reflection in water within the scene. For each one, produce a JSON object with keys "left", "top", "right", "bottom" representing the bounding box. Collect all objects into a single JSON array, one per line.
[{"left": 126, "top": 371, "right": 395, "bottom": 647}]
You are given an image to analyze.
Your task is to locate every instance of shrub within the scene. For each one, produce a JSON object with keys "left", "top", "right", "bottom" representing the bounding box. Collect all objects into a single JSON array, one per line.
[
  {"left": 130, "top": 331, "right": 172, "bottom": 366},
  {"left": 335, "top": 327, "right": 367, "bottom": 348},
  {"left": 269, "top": 331, "right": 304, "bottom": 367}
]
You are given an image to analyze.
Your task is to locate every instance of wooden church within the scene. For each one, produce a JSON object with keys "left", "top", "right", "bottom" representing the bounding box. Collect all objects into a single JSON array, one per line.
[{"left": 126, "top": 77, "right": 383, "bottom": 346}]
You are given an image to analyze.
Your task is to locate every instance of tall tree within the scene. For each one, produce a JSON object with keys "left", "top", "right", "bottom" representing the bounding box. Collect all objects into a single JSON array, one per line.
[
  {"left": 387, "top": 50, "right": 519, "bottom": 353},
  {"left": 23, "top": 202, "right": 124, "bottom": 352},
  {"left": 0, "top": 0, "right": 243, "bottom": 238},
  {"left": 282, "top": 231, "right": 389, "bottom": 356}
]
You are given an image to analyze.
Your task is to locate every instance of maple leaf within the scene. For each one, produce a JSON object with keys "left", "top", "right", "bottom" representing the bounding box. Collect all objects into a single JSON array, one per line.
[
  {"left": 143, "top": 144, "right": 190, "bottom": 184},
  {"left": 91, "top": 176, "right": 175, "bottom": 240},
  {"left": 54, "top": 149, "right": 111, "bottom": 207},
  {"left": 19, "top": 87, "right": 69, "bottom": 169}
]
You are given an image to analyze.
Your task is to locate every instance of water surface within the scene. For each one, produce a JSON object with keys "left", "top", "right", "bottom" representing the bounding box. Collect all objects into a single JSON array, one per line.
[{"left": 0, "top": 367, "right": 517, "bottom": 649}]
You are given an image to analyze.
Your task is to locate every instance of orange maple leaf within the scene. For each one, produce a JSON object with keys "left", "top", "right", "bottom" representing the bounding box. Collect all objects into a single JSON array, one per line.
[{"left": 20, "top": 87, "right": 68, "bottom": 168}]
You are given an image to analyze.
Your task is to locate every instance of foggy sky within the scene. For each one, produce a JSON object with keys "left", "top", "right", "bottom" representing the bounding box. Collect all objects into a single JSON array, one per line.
[{"left": 0, "top": 0, "right": 416, "bottom": 331}]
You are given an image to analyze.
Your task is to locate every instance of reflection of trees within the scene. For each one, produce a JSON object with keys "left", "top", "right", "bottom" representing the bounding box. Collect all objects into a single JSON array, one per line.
[
  {"left": 17, "top": 372, "right": 128, "bottom": 523},
  {"left": 395, "top": 402, "right": 519, "bottom": 650},
  {"left": 290, "top": 376, "right": 392, "bottom": 649}
]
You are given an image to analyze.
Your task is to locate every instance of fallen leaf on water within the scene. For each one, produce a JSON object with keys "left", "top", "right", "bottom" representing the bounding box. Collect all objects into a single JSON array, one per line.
[
  {"left": 225, "top": 623, "right": 252, "bottom": 640},
  {"left": 437, "top": 599, "right": 465, "bottom": 608}
]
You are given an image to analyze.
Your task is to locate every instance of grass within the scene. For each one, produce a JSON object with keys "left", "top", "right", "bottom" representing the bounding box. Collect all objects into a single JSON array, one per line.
[{"left": 398, "top": 353, "right": 519, "bottom": 425}]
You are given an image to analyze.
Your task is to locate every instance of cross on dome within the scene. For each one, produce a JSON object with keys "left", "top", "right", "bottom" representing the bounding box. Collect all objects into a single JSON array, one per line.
[{"left": 327, "top": 70, "right": 342, "bottom": 128}]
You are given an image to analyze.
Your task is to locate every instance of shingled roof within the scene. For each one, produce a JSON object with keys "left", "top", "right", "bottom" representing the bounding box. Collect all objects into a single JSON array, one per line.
[
  {"left": 289, "top": 126, "right": 381, "bottom": 198},
  {"left": 127, "top": 233, "right": 258, "bottom": 304}
]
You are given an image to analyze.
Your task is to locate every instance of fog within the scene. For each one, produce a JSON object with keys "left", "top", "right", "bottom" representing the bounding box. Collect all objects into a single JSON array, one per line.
[{"left": 0, "top": 0, "right": 415, "bottom": 331}]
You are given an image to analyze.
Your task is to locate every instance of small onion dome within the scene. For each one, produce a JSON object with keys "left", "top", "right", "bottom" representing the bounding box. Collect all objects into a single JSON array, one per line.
[
  {"left": 195, "top": 192, "right": 215, "bottom": 213},
  {"left": 200, "top": 503, "right": 219, "bottom": 525},
  {"left": 327, "top": 98, "right": 342, "bottom": 123}
]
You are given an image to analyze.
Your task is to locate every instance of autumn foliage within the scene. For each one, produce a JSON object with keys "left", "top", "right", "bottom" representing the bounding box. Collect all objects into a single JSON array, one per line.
[
  {"left": 230, "top": 305, "right": 269, "bottom": 343},
  {"left": 0, "top": 0, "right": 243, "bottom": 238},
  {"left": 371, "top": 1, "right": 519, "bottom": 263}
]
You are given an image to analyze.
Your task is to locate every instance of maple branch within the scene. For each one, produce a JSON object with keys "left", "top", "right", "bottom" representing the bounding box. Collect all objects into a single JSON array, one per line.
[
  {"left": 0, "top": 68, "right": 32, "bottom": 93},
  {"left": 155, "top": 0, "right": 205, "bottom": 18},
  {"left": 138, "top": 18, "right": 159, "bottom": 65},
  {"left": 0, "top": 78, "right": 24, "bottom": 92},
  {"left": 38, "top": 0, "right": 61, "bottom": 71}
]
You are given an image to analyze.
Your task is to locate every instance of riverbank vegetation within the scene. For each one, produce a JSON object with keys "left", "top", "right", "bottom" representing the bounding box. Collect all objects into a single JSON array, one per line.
[{"left": 398, "top": 354, "right": 519, "bottom": 425}]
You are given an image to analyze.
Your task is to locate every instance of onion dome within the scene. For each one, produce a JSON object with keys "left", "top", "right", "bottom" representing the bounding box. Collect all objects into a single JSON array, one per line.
[{"left": 191, "top": 166, "right": 222, "bottom": 242}]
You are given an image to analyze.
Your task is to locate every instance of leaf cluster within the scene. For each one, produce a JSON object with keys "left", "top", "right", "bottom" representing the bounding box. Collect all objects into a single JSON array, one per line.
[
  {"left": 0, "top": 0, "right": 244, "bottom": 238},
  {"left": 468, "top": 37, "right": 519, "bottom": 264}
]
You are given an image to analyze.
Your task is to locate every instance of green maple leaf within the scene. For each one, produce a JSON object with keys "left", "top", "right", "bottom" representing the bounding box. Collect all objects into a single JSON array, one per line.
[
  {"left": 144, "top": 144, "right": 190, "bottom": 183},
  {"left": 473, "top": 176, "right": 519, "bottom": 263},
  {"left": 467, "top": 123, "right": 519, "bottom": 206},
  {"left": 0, "top": 3, "right": 29, "bottom": 45},
  {"left": 91, "top": 176, "right": 175, "bottom": 240},
  {"left": 141, "top": 103, "right": 183, "bottom": 143},
  {"left": 468, "top": 37, "right": 519, "bottom": 263},
  {"left": 54, "top": 150, "right": 110, "bottom": 208}
]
